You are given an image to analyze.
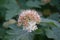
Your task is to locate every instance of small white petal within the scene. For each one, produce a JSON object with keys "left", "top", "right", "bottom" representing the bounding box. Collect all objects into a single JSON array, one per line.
[{"left": 23, "top": 21, "right": 38, "bottom": 32}]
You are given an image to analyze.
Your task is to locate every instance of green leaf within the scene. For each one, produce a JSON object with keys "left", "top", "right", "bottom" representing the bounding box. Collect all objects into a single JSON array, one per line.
[
  {"left": 5, "top": 0, "right": 20, "bottom": 20},
  {"left": 52, "top": 27, "right": 60, "bottom": 40},
  {"left": 41, "top": 18, "right": 60, "bottom": 28},
  {"left": 48, "top": 13, "right": 60, "bottom": 21},
  {"left": 4, "top": 23, "right": 34, "bottom": 40},
  {"left": 51, "top": 0, "right": 60, "bottom": 10},
  {"left": 0, "top": 28, "right": 6, "bottom": 40},
  {"left": 0, "top": 0, "right": 7, "bottom": 6},
  {"left": 45, "top": 29, "right": 57, "bottom": 38},
  {"left": 40, "top": 18, "right": 60, "bottom": 40},
  {"left": 34, "top": 29, "right": 43, "bottom": 34},
  {"left": 47, "top": 22, "right": 57, "bottom": 27},
  {"left": 26, "top": 0, "right": 41, "bottom": 8}
]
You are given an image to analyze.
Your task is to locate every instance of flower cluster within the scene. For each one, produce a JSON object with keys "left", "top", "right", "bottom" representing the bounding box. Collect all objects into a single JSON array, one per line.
[{"left": 18, "top": 10, "right": 40, "bottom": 32}]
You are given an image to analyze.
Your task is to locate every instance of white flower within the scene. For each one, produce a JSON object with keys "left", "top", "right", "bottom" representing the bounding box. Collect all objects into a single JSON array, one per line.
[
  {"left": 23, "top": 21, "right": 38, "bottom": 32},
  {"left": 18, "top": 10, "right": 40, "bottom": 32}
]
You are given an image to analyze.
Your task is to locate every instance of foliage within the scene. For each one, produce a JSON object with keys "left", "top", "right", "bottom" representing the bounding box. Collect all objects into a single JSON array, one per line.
[{"left": 0, "top": 0, "right": 60, "bottom": 40}]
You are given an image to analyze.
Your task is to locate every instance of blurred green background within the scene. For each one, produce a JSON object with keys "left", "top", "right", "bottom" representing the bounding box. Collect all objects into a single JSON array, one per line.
[{"left": 0, "top": 0, "right": 60, "bottom": 40}]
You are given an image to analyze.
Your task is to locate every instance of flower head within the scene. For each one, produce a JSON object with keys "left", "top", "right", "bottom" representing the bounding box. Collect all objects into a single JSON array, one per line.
[{"left": 18, "top": 10, "right": 40, "bottom": 32}]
